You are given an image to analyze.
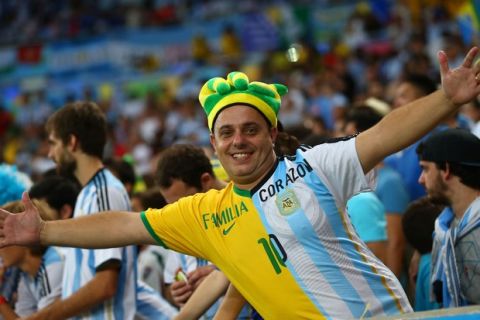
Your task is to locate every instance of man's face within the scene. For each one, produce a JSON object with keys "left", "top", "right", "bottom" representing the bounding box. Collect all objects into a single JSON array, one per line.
[
  {"left": 418, "top": 160, "right": 450, "bottom": 205},
  {"left": 160, "top": 179, "right": 201, "bottom": 204},
  {"left": 48, "top": 131, "right": 77, "bottom": 178},
  {"left": 343, "top": 121, "right": 357, "bottom": 136},
  {"left": 0, "top": 246, "right": 26, "bottom": 268},
  {"left": 393, "top": 82, "right": 422, "bottom": 108},
  {"left": 210, "top": 105, "right": 277, "bottom": 188}
]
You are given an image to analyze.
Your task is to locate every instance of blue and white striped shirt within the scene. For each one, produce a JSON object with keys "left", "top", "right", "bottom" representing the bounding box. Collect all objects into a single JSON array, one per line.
[
  {"left": 62, "top": 169, "right": 136, "bottom": 320},
  {"left": 15, "top": 247, "right": 63, "bottom": 317}
]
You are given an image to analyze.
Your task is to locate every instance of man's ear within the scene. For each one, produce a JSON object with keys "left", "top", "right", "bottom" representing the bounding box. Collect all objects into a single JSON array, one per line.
[
  {"left": 270, "top": 126, "right": 278, "bottom": 143},
  {"left": 68, "top": 134, "right": 78, "bottom": 152},
  {"left": 200, "top": 172, "right": 214, "bottom": 192},
  {"left": 442, "top": 162, "right": 452, "bottom": 180},
  {"left": 210, "top": 133, "right": 217, "bottom": 154},
  {"left": 60, "top": 204, "right": 74, "bottom": 220}
]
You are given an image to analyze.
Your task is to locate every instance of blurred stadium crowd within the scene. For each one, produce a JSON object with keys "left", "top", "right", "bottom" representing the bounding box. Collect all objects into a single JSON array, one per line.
[{"left": 0, "top": 0, "right": 478, "bottom": 187}]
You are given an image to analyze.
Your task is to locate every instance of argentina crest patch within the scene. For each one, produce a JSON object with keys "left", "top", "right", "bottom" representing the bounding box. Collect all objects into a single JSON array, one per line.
[{"left": 275, "top": 189, "right": 300, "bottom": 216}]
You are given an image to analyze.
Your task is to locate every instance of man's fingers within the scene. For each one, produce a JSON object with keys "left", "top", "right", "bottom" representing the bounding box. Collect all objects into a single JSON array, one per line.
[
  {"left": 187, "top": 265, "right": 215, "bottom": 283},
  {"left": 0, "top": 208, "right": 9, "bottom": 219},
  {"left": 173, "top": 291, "right": 192, "bottom": 304},
  {"left": 171, "top": 280, "right": 188, "bottom": 290},
  {"left": 22, "top": 191, "right": 36, "bottom": 212},
  {"left": 171, "top": 281, "right": 192, "bottom": 296},
  {"left": 473, "top": 59, "right": 480, "bottom": 81},
  {"left": 462, "top": 46, "right": 479, "bottom": 68},
  {"left": 437, "top": 50, "right": 449, "bottom": 77},
  {"left": 474, "top": 58, "right": 480, "bottom": 70}
]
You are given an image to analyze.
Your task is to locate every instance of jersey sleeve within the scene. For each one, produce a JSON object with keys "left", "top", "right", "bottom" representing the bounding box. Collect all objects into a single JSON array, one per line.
[
  {"left": 141, "top": 192, "right": 214, "bottom": 259},
  {"left": 37, "top": 259, "right": 63, "bottom": 310},
  {"left": 303, "top": 138, "right": 373, "bottom": 207},
  {"left": 103, "top": 185, "right": 132, "bottom": 211},
  {"left": 93, "top": 185, "right": 131, "bottom": 267}
]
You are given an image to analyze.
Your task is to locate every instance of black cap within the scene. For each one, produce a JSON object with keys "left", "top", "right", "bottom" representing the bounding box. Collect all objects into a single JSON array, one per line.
[{"left": 416, "top": 128, "right": 480, "bottom": 166}]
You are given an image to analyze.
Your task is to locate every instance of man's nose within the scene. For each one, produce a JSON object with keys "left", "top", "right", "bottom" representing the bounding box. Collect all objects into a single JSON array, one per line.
[
  {"left": 232, "top": 131, "right": 246, "bottom": 146},
  {"left": 418, "top": 171, "right": 425, "bottom": 185},
  {"left": 47, "top": 148, "right": 55, "bottom": 160}
]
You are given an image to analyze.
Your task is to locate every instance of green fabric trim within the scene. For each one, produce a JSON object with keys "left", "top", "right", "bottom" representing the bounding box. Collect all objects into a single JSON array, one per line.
[
  {"left": 204, "top": 88, "right": 280, "bottom": 117},
  {"left": 140, "top": 211, "right": 169, "bottom": 249},
  {"left": 233, "top": 185, "right": 251, "bottom": 197}
]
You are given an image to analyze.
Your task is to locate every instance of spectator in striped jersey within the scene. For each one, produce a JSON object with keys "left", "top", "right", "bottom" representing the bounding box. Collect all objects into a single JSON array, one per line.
[{"left": 0, "top": 200, "right": 63, "bottom": 319}]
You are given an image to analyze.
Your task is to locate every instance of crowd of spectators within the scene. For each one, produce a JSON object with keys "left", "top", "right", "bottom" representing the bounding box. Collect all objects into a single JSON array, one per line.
[
  {"left": 0, "top": 0, "right": 274, "bottom": 46},
  {"left": 2, "top": 1, "right": 478, "bottom": 186},
  {"left": 0, "top": 1, "right": 480, "bottom": 315}
]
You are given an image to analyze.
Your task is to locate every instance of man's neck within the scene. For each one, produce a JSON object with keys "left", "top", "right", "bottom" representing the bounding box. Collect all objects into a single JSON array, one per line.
[
  {"left": 232, "top": 152, "right": 277, "bottom": 191},
  {"left": 212, "top": 178, "right": 228, "bottom": 190},
  {"left": 75, "top": 155, "right": 104, "bottom": 186},
  {"left": 450, "top": 184, "right": 480, "bottom": 219}
]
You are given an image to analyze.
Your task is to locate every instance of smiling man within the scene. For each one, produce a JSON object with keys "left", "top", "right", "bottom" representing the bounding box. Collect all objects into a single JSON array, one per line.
[{"left": 2, "top": 48, "right": 480, "bottom": 319}]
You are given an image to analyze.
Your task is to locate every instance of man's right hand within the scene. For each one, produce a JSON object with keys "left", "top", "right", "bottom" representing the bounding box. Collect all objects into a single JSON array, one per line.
[
  {"left": 170, "top": 277, "right": 193, "bottom": 307},
  {"left": 0, "top": 192, "right": 43, "bottom": 247},
  {"left": 170, "top": 265, "right": 216, "bottom": 307},
  {"left": 187, "top": 265, "right": 216, "bottom": 290}
]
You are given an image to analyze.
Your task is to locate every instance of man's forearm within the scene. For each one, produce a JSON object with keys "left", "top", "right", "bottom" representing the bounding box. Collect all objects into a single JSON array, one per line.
[
  {"left": 0, "top": 302, "right": 19, "bottom": 320},
  {"left": 28, "top": 268, "right": 119, "bottom": 320},
  {"left": 41, "top": 211, "right": 155, "bottom": 248},
  {"left": 213, "top": 284, "right": 246, "bottom": 320},
  {"left": 386, "top": 214, "right": 406, "bottom": 277},
  {"left": 175, "top": 270, "right": 229, "bottom": 319},
  {"left": 358, "top": 90, "right": 455, "bottom": 172}
]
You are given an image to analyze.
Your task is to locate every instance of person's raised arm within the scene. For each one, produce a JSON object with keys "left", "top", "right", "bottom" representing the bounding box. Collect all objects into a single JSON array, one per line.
[
  {"left": 357, "top": 47, "right": 480, "bottom": 173},
  {"left": 212, "top": 283, "right": 247, "bottom": 320},
  {"left": 175, "top": 270, "right": 229, "bottom": 320},
  {"left": 0, "top": 192, "right": 156, "bottom": 248}
]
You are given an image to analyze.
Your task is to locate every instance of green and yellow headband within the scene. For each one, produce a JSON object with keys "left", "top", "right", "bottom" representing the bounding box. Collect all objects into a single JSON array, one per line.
[{"left": 199, "top": 71, "right": 288, "bottom": 131}]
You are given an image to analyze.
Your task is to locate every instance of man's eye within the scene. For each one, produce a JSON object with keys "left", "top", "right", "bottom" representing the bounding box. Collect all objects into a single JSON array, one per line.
[{"left": 220, "top": 130, "right": 233, "bottom": 137}]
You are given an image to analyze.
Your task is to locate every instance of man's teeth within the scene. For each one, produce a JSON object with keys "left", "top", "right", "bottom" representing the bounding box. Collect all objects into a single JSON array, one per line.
[{"left": 233, "top": 153, "right": 249, "bottom": 159}]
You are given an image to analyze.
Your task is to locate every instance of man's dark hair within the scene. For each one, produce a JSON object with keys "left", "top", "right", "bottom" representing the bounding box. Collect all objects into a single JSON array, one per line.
[
  {"left": 435, "top": 162, "right": 480, "bottom": 190},
  {"left": 402, "top": 197, "right": 443, "bottom": 254},
  {"left": 104, "top": 158, "right": 136, "bottom": 188},
  {"left": 156, "top": 144, "right": 213, "bottom": 190},
  {"left": 402, "top": 74, "right": 437, "bottom": 96},
  {"left": 416, "top": 128, "right": 480, "bottom": 189},
  {"left": 345, "top": 106, "right": 383, "bottom": 132},
  {"left": 134, "top": 188, "right": 167, "bottom": 211},
  {"left": 416, "top": 141, "right": 480, "bottom": 190},
  {"left": 275, "top": 131, "right": 300, "bottom": 156},
  {"left": 29, "top": 176, "right": 80, "bottom": 214},
  {"left": 45, "top": 101, "right": 107, "bottom": 159}
]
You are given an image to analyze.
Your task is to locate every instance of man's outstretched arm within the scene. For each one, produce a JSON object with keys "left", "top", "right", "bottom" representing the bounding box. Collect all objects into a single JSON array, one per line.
[
  {"left": 357, "top": 47, "right": 480, "bottom": 173},
  {"left": 0, "top": 192, "right": 156, "bottom": 248}
]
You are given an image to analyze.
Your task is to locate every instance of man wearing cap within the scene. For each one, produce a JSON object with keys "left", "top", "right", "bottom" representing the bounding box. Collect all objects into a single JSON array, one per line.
[
  {"left": 2, "top": 48, "right": 480, "bottom": 319},
  {"left": 416, "top": 128, "right": 480, "bottom": 307}
]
